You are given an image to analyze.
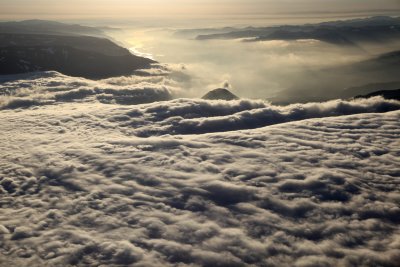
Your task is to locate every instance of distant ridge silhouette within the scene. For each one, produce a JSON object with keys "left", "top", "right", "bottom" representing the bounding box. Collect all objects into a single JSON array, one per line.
[{"left": 356, "top": 88, "right": 400, "bottom": 101}]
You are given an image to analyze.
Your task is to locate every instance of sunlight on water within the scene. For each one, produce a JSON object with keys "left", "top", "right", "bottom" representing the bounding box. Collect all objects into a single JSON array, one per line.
[{"left": 129, "top": 47, "right": 154, "bottom": 60}]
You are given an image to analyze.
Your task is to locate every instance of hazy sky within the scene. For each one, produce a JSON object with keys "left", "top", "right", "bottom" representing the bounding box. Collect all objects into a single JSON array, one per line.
[{"left": 0, "top": 0, "right": 399, "bottom": 20}]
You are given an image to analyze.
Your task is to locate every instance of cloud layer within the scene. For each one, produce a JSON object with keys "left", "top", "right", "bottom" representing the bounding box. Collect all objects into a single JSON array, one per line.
[
  {"left": 0, "top": 96, "right": 399, "bottom": 266},
  {"left": 89, "top": 96, "right": 400, "bottom": 137},
  {"left": 0, "top": 71, "right": 176, "bottom": 109}
]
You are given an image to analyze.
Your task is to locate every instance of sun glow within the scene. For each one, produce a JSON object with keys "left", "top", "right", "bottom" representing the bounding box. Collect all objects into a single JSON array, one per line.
[{"left": 0, "top": 0, "right": 399, "bottom": 20}]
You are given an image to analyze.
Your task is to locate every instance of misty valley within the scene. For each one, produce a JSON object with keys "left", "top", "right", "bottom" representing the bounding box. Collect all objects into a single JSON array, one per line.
[
  {"left": 1, "top": 17, "right": 400, "bottom": 104},
  {"left": 1, "top": 11, "right": 400, "bottom": 267}
]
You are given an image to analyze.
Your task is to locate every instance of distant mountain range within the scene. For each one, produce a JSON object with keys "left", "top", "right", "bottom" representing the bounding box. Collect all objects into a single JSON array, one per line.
[
  {"left": 0, "top": 19, "right": 106, "bottom": 37},
  {"left": 195, "top": 16, "right": 400, "bottom": 45},
  {"left": 0, "top": 20, "right": 154, "bottom": 79}
]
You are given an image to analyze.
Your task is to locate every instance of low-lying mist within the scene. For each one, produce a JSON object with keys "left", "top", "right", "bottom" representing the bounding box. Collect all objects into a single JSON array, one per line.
[{"left": 106, "top": 20, "right": 400, "bottom": 104}]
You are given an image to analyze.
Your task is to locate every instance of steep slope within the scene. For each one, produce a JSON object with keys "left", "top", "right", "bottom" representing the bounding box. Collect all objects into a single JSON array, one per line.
[{"left": 0, "top": 34, "right": 155, "bottom": 79}]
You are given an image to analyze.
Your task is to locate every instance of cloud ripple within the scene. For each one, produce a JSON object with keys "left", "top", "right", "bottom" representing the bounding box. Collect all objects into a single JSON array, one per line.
[{"left": 0, "top": 97, "right": 399, "bottom": 266}]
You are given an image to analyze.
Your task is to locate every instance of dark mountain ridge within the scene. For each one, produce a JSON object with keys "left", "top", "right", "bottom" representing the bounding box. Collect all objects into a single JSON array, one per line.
[
  {"left": 342, "top": 81, "right": 400, "bottom": 99},
  {"left": 356, "top": 88, "right": 400, "bottom": 101},
  {"left": 0, "top": 19, "right": 105, "bottom": 37},
  {"left": 0, "top": 21, "right": 155, "bottom": 79},
  {"left": 0, "top": 33, "right": 130, "bottom": 56},
  {"left": 0, "top": 44, "right": 154, "bottom": 79}
]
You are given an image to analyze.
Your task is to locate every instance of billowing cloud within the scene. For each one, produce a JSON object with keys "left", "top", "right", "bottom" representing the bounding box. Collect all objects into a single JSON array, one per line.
[
  {"left": 0, "top": 92, "right": 399, "bottom": 266},
  {"left": 0, "top": 71, "right": 178, "bottom": 109},
  {"left": 107, "top": 96, "right": 400, "bottom": 136}
]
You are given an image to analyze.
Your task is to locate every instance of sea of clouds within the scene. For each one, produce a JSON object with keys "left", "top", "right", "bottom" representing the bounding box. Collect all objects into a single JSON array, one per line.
[
  {"left": 0, "top": 70, "right": 178, "bottom": 110},
  {"left": 0, "top": 72, "right": 400, "bottom": 266}
]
